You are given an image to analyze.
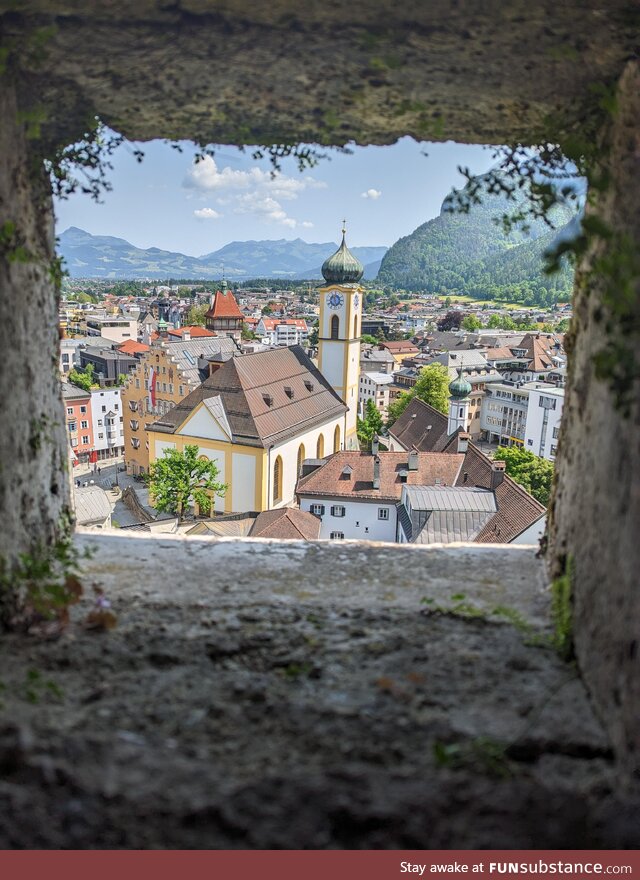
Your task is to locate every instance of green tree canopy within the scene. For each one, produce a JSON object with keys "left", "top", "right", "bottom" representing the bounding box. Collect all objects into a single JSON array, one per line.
[
  {"left": 185, "top": 304, "right": 209, "bottom": 326},
  {"left": 386, "top": 363, "right": 450, "bottom": 426},
  {"left": 461, "top": 314, "right": 482, "bottom": 331},
  {"left": 145, "top": 444, "right": 227, "bottom": 519},
  {"left": 68, "top": 362, "right": 94, "bottom": 392},
  {"left": 492, "top": 447, "right": 554, "bottom": 506},
  {"left": 357, "top": 398, "right": 384, "bottom": 451}
]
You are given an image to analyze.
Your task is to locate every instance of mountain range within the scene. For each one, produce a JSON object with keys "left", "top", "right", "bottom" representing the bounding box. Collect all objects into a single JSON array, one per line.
[
  {"left": 58, "top": 227, "right": 387, "bottom": 280},
  {"left": 377, "top": 179, "right": 578, "bottom": 300}
]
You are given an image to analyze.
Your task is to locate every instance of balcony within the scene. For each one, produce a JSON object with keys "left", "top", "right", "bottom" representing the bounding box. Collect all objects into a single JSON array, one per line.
[{"left": 0, "top": 531, "right": 635, "bottom": 849}]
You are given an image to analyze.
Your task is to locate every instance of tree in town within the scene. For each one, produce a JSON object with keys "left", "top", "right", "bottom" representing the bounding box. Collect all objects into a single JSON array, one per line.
[
  {"left": 461, "top": 314, "right": 482, "bottom": 331},
  {"left": 145, "top": 444, "right": 226, "bottom": 519},
  {"left": 386, "top": 363, "right": 451, "bottom": 426},
  {"left": 185, "top": 303, "right": 209, "bottom": 326},
  {"left": 357, "top": 399, "right": 384, "bottom": 451},
  {"left": 492, "top": 447, "right": 554, "bottom": 506},
  {"left": 68, "top": 362, "right": 95, "bottom": 392},
  {"left": 360, "top": 333, "right": 378, "bottom": 345},
  {"left": 437, "top": 310, "right": 468, "bottom": 331}
]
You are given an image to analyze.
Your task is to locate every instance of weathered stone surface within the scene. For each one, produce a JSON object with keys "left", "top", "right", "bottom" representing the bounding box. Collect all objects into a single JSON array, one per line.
[
  {"left": 0, "top": 534, "right": 636, "bottom": 848},
  {"left": 550, "top": 61, "right": 640, "bottom": 781},
  {"left": 1, "top": 1, "right": 637, "bottom": 148},
  {"left": 0, "top": 84, "right": 69, "bottom": 585}
]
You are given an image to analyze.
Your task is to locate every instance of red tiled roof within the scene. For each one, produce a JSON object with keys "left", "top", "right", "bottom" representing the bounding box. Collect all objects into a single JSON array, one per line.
[
  {"left": 379, "top": 341, "right": 420, "bottom": 353},
  {"left": 260, "top": 318, "right": 308, "bottom": 330},
  {"left": 117, "top": 340, "right": 150, "bottom": 355},
  {"left": 249, "top": 508, "right": 321, "bottom": 540},
  {"left": 296, "top": 451, "right": 464, "bottom": 502},
  {"left": 454, "top": 444, "right": 546, "bottom": 542},
  {"left": 167, "top": 326, "right": 216, "bottom": 339},
  {"left": 388, "top": 398, "right": 451, "bottom": 452},
  {"left": 205, "top": 290, "right": 244, "bottom": 320}
]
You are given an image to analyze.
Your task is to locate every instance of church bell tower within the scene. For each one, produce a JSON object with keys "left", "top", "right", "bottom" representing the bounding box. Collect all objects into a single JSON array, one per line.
[{"left": 317, "top": 223, "right": 364, "bottom": 450}]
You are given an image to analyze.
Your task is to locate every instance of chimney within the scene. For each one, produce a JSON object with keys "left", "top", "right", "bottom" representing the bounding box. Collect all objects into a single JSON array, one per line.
[
  {"left": 373, "top": 455, "right": 381, "bottom": 490},
  {"left": 491, "top": 459, "right": 506, "bottom": 490},
  {"left": 183, "top": 329, "right": 191, "bottom": 342},
  {"left": 408, "top": 449, "right": 419, "bottom": 471},
  {"left": 457, "top": 431, "right": 470, "bottom": 454},
  {"left": 371, "top": 434, "right": 379, "bottom": 456}
]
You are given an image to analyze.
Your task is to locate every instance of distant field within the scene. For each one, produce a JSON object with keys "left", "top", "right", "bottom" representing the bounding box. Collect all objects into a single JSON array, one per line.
[{"left": 441, "top": 295, "right": 530, "bottom": 309}]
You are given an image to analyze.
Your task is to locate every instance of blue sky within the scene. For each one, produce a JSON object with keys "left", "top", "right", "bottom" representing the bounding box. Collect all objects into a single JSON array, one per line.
[{"left": 54, "top": 137, "right": 494, "bottom": 254}]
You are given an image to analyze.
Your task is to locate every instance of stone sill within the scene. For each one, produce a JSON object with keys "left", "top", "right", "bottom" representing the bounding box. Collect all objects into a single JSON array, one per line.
[
  {"left": 75, "top": 529, "right": 549, "bottom": 624},
  {"left": 1, "top": 531, "right": 630, "bottom": 849}
]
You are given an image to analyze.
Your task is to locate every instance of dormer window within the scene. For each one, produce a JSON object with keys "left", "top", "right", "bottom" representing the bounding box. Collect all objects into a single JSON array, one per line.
[
  {"left": 304, "top": 380, "right": 314, "bottom": 392},
  {"left": 284, "top": 386, "right": 294, "bottom": 399},
  {"left": 262, "top": 393, "right": 273, "bottom": 407}
]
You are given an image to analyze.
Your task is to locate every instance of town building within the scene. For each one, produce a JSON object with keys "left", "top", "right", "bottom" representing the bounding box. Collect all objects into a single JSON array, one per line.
[
  {"left": 481, "top": 381, "right": 564, "bottom": 460},
  {"left": 146, "top": 345, "right": 347, "bottom": 514},
  {"left": 205, "top": 286, "right": 245, "bottom": 340},
  {"left": 256, "top": 317, "right": 309, "bottom": 347},
  {"left": 122, "top": 336, "right": 239, "bottom": 476},
  {"left": 358, "top": 371, "right": 394, "bottom": 416},
  {"left": 359, "top": 345, "right": 396, "bottom": 374},
  {"left": 79, "top": 346, "right": 138, "bottom": 385},
  {"left": 523, "top": 384, "right": 564, "bottom": 461},
  {"left": 296, "top": 444, "right": 464, "bottom": 541},
  {"left": 90, "top": 388, "right": 125, "bottom": 461},
  {"left": 85, "top": 315, "right": 137, "bottom": 344},
  {"left": 62, "top": 382, "right": 94, "bottom": 466}
]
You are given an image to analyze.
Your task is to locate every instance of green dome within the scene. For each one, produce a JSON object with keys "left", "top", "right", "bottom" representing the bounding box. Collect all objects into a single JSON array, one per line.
[
  {"left": 321, "top": 227, "right": 364, "bottom": 284},
  {"left": 449, "top": 367, "right": 472, "bottom": 399}
]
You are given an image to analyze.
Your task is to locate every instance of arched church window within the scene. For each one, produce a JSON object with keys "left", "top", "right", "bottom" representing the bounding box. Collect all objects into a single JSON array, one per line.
[
  {"left": 331, "top": 315, "right": 339, "bottom": 340},
  {"left": 316, "top": 434, "right": 325, "bottom": 458},
  {"left": 297, "top": 443, "right": 305, "bottom": 476},
  {"left": 333, "top": 424, "right": 341, "bottom": 453},
  {"left": 273, "top": 455, "right": 283, "bottom": 504}
]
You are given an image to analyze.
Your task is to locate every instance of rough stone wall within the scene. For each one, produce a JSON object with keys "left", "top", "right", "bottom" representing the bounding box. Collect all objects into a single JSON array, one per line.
[
  {"left": 0, "top": 84, "right": 70, "bottom": 595},
  {"left": 1, "top": 1, "right": 638, "bottom": 149},
  {"left": 550, "top": 61, "right": 640, "bottom": 780}
]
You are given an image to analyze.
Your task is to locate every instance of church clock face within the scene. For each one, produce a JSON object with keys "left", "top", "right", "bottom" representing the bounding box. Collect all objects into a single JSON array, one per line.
[{"left": 327, "top": 292, "right": 344, "bottom": 309}]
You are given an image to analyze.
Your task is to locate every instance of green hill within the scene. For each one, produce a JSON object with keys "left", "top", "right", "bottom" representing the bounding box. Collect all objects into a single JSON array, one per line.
[{"left": 377, "top": 183, "right": 575, "bottom": 305}]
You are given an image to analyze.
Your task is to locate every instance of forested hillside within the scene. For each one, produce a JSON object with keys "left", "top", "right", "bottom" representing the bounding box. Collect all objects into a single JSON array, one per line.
[{"left": 377, "top": 184, "right": 576, "bottom": 305}]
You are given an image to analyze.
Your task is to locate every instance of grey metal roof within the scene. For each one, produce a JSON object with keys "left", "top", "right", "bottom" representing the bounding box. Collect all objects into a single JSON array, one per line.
[
  {"left": 413, "top": 509, "right": 496, "bottom": 544},
  {"left": 403, "top": 485, "right": 497, "bottom": 512},
  {"left": 162, "top": 337, "right": 239, "bottom": 385},
  {"left": 74, "top": 485, "right": 112, "bottom": 526}
]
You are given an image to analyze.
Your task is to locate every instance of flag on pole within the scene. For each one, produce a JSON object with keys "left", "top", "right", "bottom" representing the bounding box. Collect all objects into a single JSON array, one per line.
[{"left": 148, "top": 367, "right": 156, "bottom": 411}]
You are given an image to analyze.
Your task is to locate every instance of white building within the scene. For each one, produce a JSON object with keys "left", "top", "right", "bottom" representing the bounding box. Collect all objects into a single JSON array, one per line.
[
  {"left": 255, "top": 317, "right": 309, "bottom": 347},
  {"left": 481, "top": 380, "right": 564, "bottom": 460},
  {"left": 85, "top": 316, "right": 137, "bottom": 344},
  {"left": 358, "top": 371, "right": 394, "bottom": 416},
  {"left": 523, "top": 384, "right": 564, "bottom": 461},
  {"left": 297, "top": 445, "right": 465, "bottom": 541},
  {"left": 91, "top": 388, "right": 125, "bottom": 460}
]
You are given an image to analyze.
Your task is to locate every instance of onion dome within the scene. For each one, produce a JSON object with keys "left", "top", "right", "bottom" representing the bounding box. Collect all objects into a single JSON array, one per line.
[
  {"left": 321, "top": 223, "right": 364, "bottom": 284},
  {"left": 449, "top": 366, "right": 472, "bottom": 399}
]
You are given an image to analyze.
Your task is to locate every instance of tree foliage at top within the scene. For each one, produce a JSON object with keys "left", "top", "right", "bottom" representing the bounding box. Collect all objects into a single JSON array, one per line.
[
  {"left": 493, "top": 447, "right": 554, "bottom": 507},
  {"left": 145, "top": 444, "right": 226, "bottom": 519},
  {"left": 386, "top": 363, "right": 450, "bottom": 427}
]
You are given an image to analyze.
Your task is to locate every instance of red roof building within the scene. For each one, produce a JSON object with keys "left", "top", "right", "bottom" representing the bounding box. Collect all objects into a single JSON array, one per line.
[{"left": 205, "top": 289, "right": 244, "bottom": 340}]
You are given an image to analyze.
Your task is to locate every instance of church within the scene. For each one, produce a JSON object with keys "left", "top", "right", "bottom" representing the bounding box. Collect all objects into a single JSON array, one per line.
[{"left": 145, "top": 228, "right": 365, "bottom": 512}]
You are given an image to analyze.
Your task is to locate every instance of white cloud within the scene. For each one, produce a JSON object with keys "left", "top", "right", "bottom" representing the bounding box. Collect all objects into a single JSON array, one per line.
[
  {"left": 233, "top": 193, "right": 299, "bottom": 229},
  {"left": 301, "top": 221, "right": 314, "bottom": 228},
  {"left": 184, "top": 156, "right": 325, "bottom": 200},
  {"left": 184, "top": 156, "right": 327, "bottom": 229},
  {"left": 361, "top": 188, "right": 382, "bottom": 200},
  {"left": 193, "top": 207, "right": 222, "bottom": 220}
]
